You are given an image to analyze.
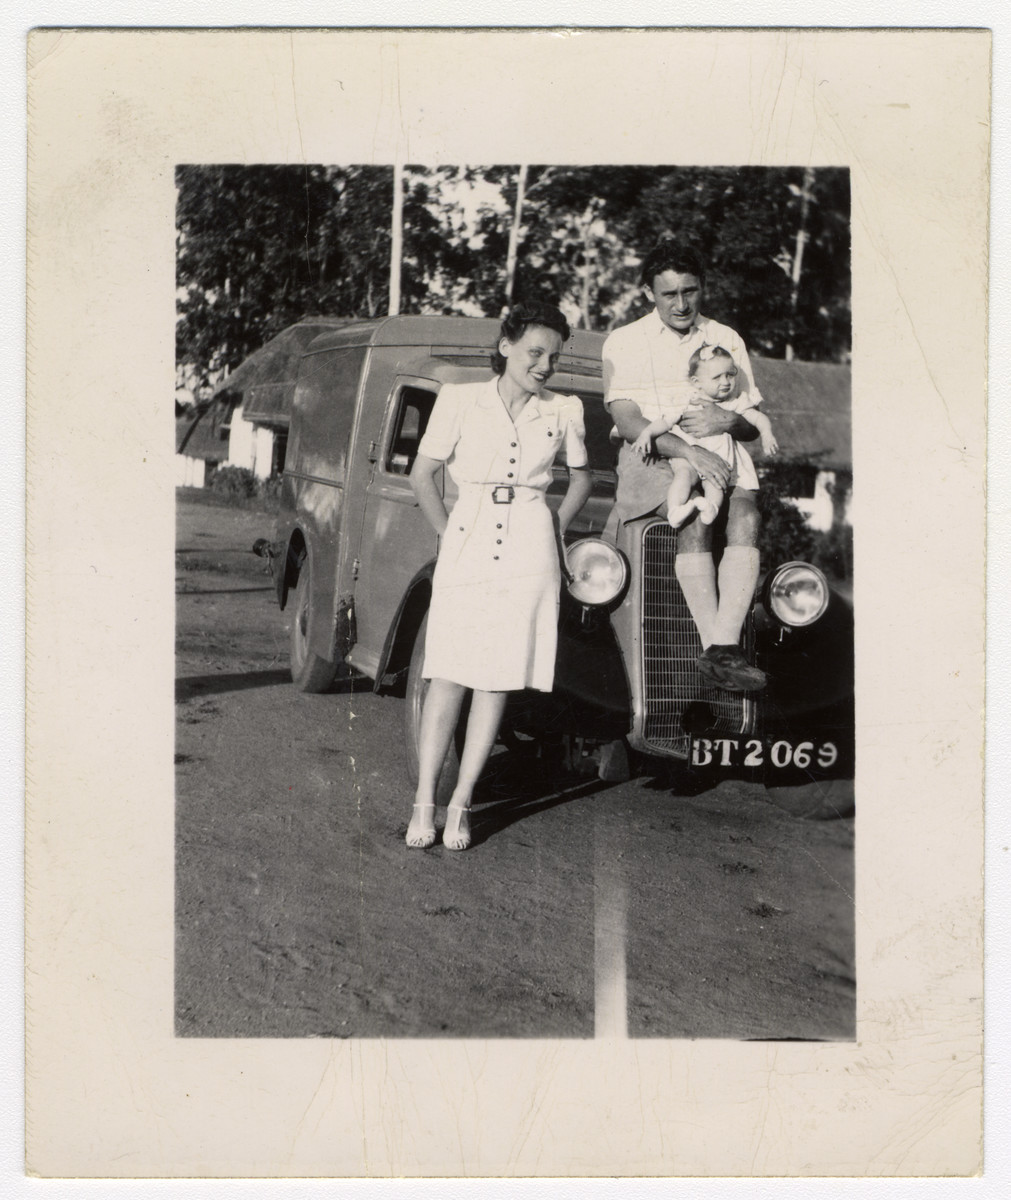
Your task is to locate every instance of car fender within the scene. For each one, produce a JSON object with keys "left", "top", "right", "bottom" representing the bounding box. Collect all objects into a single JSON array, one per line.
[{"left": 372, "top": 560, "right": 438, "bottom": 694}]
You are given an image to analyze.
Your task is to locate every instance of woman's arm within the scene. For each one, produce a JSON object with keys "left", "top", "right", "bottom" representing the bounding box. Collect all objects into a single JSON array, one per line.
[
  {"left": 555, "top": 465, "right": 593, "bottom": 533},
  {"left": 409, "top": 453, "right": 449, "bottom": 536},
  {"left": 553, "top": 466, "right": 594, "bottom": 583}
]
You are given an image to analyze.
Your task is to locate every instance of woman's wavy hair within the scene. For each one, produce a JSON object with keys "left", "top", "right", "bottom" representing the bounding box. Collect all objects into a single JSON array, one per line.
[{"left": 491, "top": 301, "right": 571, "bottom": 375}]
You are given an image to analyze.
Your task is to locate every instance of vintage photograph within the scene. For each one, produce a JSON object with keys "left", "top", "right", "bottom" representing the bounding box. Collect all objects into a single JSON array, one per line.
[
  {"left": 174, "top": 163, "right": 855, "bottom": 1040},
  {"left": 27, "top": 27, "right": 986, "bottom": 1177}
]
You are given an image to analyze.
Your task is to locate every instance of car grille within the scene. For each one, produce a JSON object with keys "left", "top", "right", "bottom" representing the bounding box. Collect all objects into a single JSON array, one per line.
[{"left": 640, "top": 522, "right": 748, "bottom": 756}]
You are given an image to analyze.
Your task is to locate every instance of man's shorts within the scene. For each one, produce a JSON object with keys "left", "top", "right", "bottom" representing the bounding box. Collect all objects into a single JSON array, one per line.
[{"left": 613, "top": 443, "right": 755, "bottom": 524}]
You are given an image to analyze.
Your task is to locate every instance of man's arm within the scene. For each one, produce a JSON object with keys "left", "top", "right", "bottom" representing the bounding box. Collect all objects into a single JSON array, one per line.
[
  {"left": 682, "top": 322, "right": 761, "bottom": 441},
  {"left": 608, "top": 399, "right": 732, "bottom": 490},
  {"left": 678, "top": 404, "right": 759, "bottom": 442}
]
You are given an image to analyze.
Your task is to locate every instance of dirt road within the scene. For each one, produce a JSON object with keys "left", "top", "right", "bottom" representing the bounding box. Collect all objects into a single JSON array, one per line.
[{"left": 175, "top": 490, "right": 855, "bottom": 1040}]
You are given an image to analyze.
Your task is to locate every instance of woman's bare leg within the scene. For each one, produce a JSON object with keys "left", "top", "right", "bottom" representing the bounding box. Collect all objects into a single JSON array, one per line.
[
  {"left": 406, "top": 677, "right": 467, "bottom": 847},
  {"left": 444, "top": 689, "right": 509, "bottom": 850}
]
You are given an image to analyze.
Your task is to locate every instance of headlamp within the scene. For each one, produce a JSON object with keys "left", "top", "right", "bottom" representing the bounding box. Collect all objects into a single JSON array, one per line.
[
  {"left": 764, "top": 561, "right": 829, "bottom": 627},
  {"left": 564, "top": 538, "right": 628, "bottom": 607}
]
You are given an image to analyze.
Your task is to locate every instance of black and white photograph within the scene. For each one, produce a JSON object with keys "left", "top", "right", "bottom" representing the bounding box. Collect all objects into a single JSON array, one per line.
[
  {"left": 174, "top": 163, "right": 855, "bottom": 1041},
  {"left": 25, "top": 26, "right": 988, "bottom": 1179}
]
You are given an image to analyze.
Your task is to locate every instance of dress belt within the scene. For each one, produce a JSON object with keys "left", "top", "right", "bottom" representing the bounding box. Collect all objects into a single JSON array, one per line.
[{"left": 454, "top": 482, "right": 543, "bottom": 505}]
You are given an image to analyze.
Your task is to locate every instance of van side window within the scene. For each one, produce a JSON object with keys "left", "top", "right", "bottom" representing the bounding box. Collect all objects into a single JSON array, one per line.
[
  {"left": 550, "top": 388, "right": 619, "bottom": 474},
  {"left": 386, "top": 385, "right": 438, "bottom": 475}
]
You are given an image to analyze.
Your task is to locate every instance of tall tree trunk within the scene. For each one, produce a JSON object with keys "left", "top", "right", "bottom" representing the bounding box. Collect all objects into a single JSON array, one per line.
[
  {"left": 577, "top": 204, "right": 598, "bottom": 330},
  {"left": 503, "top": 164, "right": 528, "bottom": 312},
  {"left": 785, "top": 166, "right": 815, "bottom": 361},
  {"left": 389, "top": 162, "right": 404, "bottom": 315}
]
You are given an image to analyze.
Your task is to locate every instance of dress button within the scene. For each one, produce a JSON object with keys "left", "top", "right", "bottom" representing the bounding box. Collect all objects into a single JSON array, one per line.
[
  {"left": 547, "top": 431, "right": 554, "bottom": 437},
  {"left": 509, "top": 458, "right": 516, "bottom": 464},
  {"left": 493, "top": 555, "right": 500, "bottom": 560},
  {"left": 496, "top": 539, "right": 502, "bottom": 545},
  {"left": 459, "top": 526, "right": 464, "bottom": 531},
  {"left": 496, "top": 523, "right": 502, "bottom": 529},
  {"left": 507, "top": 472, "right": 514, "bottom": 479},
  {"left": 510, "top": 442, "right": 517, "bottom": 448}
]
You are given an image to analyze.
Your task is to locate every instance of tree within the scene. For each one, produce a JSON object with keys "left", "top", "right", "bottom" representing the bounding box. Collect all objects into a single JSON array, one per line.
[
  {"left": 176, "top": 164, "right": 393, "bottom": 388},
  {"left": 409, "top": 165, "right": 850, "bottom": 359},
  {"left": 177, "top": 164, "right": 852, "bottom": 389}
]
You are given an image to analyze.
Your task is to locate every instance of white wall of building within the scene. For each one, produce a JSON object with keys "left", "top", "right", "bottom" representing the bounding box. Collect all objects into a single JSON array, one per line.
[
  {"left": 226, "top": 405, "right": 255, "bottom": 473},
  {"left": 226, "top": 405, "right": 275, "bottom": 479},
  {"left": 175, "top": 454, "right": 206, "bottom": 487},
  {"left": 787, "top": 470, "right": 850, "bottom": 532},
  {"left": 253, "top": 425, "right": 275, "bottom": 480}
]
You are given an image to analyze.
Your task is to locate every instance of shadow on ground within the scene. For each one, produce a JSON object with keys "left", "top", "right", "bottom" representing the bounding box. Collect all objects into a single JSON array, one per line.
[{"left": 176, "top": 669, "right": 292, "bottom": 700}]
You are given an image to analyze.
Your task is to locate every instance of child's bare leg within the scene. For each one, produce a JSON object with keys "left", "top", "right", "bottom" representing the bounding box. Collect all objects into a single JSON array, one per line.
[
  {"left": 666, "top": 461, "right": 703, "bottom": 528},
  {"left": 697, "top": 478, "right": 725, "bottom": 525}
]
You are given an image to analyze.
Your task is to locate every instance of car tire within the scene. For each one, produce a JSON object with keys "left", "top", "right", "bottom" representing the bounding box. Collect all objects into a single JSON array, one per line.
[
  {"left": 404, "top": 611, "right": 461, "bottom": 804},
  {"left": 764, "top": 777, "right": 855, "bottom": 820},
  {"left": 289, "top": 554, "right": 339, "bottom": 693}
]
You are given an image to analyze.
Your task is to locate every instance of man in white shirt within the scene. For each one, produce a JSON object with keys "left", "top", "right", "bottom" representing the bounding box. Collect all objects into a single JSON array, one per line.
[{"left": 603, "top": 240, "right": 765, "bottom": 693}]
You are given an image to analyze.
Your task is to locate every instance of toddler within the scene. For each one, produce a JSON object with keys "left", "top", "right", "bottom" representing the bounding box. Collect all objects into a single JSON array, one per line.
[{"left": 631, "top": 344, "right": 778, "bottom": 528}]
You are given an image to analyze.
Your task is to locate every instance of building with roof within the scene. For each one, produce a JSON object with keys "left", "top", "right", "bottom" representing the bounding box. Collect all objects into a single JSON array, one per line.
[
  {"left": 210, "top": 319, "right": 355, "bottom": 480},
  {"left": 752, "top": 356, "right": 852, "bottom": 531},
  {"left": 175, "top": 404, "right": 231, "bottom": 487},
  {"left": 183, "top": 318, "right": 852, "bottom": 532}
]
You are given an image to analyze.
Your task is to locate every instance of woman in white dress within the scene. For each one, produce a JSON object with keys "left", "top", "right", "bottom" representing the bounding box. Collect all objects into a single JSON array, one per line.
[{"left": 406, "top": 303, "right": 593, "bottom": 851}]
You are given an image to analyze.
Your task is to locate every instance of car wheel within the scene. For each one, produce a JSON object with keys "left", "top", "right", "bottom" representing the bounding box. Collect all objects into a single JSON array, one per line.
[
  {"left": 404, "top": 611, "right": 461, "bottom": 804},
  {"left": 764, "top": 777, "right": 855, "bottom": 820},
  {"left": 289, "top": 554, "right": 339, "bottom": 693}
]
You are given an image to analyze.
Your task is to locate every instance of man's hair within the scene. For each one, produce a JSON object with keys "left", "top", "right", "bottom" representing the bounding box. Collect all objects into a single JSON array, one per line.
[
  {"left": 688, "top": 343, "right": 733, "bottom": 377},
  {"left": 490, "top": 301, "right": 571, "bottom": 375},
  {"left": 639, "top": 239, "right": 707, "bottom": 289}
]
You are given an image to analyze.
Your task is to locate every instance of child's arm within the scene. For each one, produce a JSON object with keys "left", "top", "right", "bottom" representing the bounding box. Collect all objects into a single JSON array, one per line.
[
  {"left": 741, "top": 408, "right": 779, "bottom": 455},
  {"left": 632, "top": 414, "right": 677, "bottom": 459}
]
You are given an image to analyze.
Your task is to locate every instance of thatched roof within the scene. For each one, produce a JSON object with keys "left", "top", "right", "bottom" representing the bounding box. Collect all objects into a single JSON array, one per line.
[
  {"left": 175, "top": 407, "right": 231, "bottom": 460},
  {"left": 204, "top": 319, "right": 851, "bottom": 470},
  {"left": 241, "top": 381, "right": 296, "bottom": 426},
  {"left": 211, "top": 319, "right": 355, "bottom": 400},
  {"left": 751, "top": 356, "right": 851, "bottom": 470}
]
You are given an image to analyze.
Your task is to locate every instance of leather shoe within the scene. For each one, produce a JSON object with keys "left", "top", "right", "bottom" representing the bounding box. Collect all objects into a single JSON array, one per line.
[{"left": 697, "top": 644, "right": 767, "bottom": 693}]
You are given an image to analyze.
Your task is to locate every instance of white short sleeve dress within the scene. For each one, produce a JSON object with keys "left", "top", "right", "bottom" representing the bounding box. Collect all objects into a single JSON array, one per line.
[
  {"left": 655, "top": 389, "right": 762, "bottom": 491},
  {"left": 417, "top": 377, "right": 588, "bottom": 693}
]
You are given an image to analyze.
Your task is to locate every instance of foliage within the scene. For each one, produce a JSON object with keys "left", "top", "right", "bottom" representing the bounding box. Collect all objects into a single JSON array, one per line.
[
  {"left": 209, "top": 465, "right": 259, "bottom": 499},
  {"left": 176, "top": 165, "right": 394, "bottom": 389},
  {"left": 616, "top": 167, "right": 851, "bottom": 360},
  {"left": 442, "top": 165, "right": 850, "bottom": 356},
  {"left": 260, "top": 473, "right": 284, "bottom": 502},
  {"left": 755, "top": 489, "right": 818, "bottom": 574},
  {"left": 756, "top": 458, "right": 853, "bottom": 581},
  {"left": 177, "top": 164, "right": 851, "bottom": 389},
  {"left": 755, "top": 498, "right": 853, "bottom": 584},
  {"left": 810, "top": 523, "right": 854, "bottom": 583}
]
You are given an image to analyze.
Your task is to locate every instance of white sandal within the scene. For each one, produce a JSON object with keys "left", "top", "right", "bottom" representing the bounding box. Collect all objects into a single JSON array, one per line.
[
  {"left": 405, "top": 804, "right": 436, "bottom": 849},
  {"left": 442, "top": 804, "right": 472, "bottom": 851}
]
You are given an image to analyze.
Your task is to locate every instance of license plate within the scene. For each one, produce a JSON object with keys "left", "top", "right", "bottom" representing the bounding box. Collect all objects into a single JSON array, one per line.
[{"left": 690, "top": 735, "right": 841, "bottom": 773}]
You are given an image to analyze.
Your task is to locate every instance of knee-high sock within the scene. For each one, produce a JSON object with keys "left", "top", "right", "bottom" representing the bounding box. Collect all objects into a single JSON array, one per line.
[
  {"left": 674, "top": 551, "right": 719, "bottom": 649},
  {"left": 712, "top": 545, "right": 760, "bottom": 646}
]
